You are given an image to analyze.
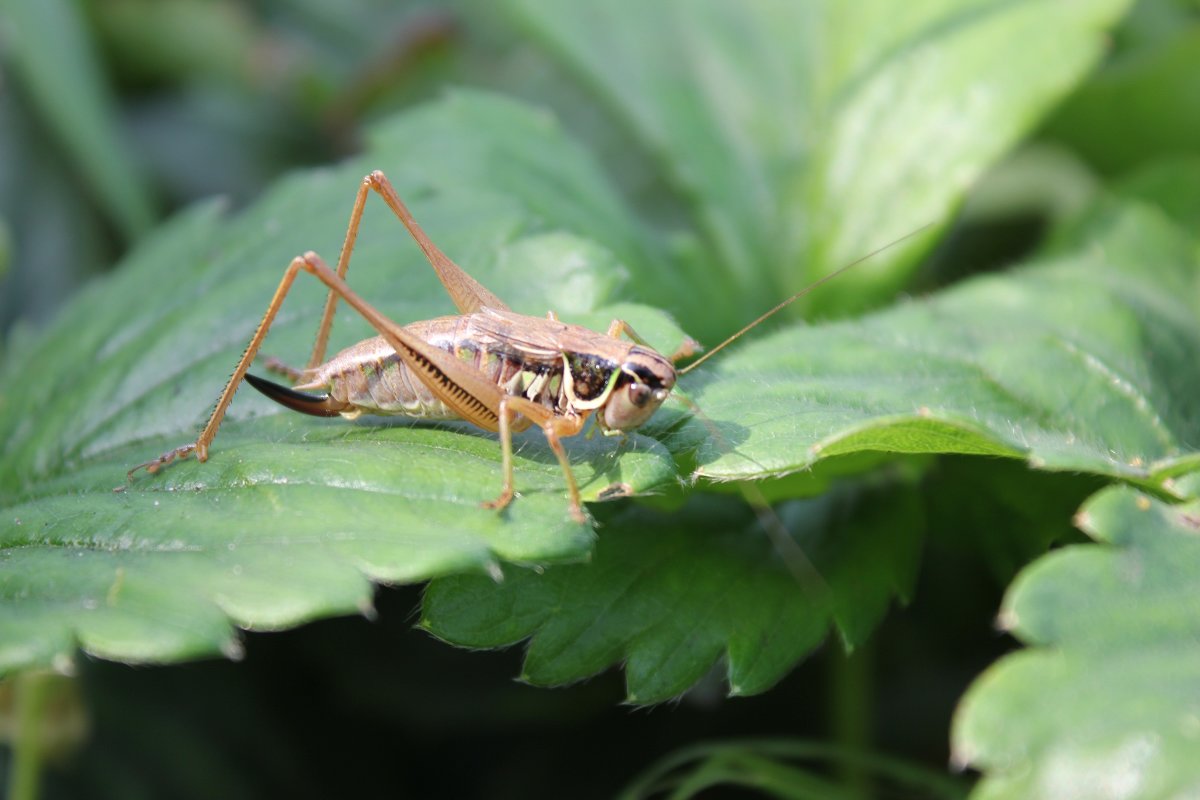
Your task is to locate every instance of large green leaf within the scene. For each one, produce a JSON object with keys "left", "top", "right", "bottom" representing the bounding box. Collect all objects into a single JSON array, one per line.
[
  {"left": 0, "top": 0, "right": 1173, "bottom": 688},
  {"left": 423, "top": 485, "right": 922, "bottom": 704},
  {"left": 0, "top": 90, "right": 675, "bottom": 490},
  {"left": 0, "top": 92, "right": 684, "bottom": 676},
  {"left": 5, "top": 139, "right": 1198, "bottom": 681},
  {"left": 952, "top": 483, "right": 1200, "bottom": 800},
  {"left": 508, "top": 0, "right": 1133, "bottom": 329},
  {"left": 679, "top": 200, "right": 1200, "bottom": 490},
  {"left": 0, "top": 418, "right": 669, "bottom": 672}
]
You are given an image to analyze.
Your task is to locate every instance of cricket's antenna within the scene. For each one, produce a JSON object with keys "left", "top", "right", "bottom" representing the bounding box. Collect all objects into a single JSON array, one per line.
[{"left": 678, "top": 224, "right": 935, "bottom": 375}]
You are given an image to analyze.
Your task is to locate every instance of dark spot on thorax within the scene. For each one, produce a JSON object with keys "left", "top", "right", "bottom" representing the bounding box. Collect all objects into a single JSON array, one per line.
[{"left": 567, "top": 353, "right": 618, "bottom": 401}]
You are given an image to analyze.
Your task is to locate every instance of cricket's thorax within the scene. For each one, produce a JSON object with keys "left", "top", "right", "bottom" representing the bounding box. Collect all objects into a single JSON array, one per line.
[{"left": 294, "top": 309, "right": 630, "bottom": 424}]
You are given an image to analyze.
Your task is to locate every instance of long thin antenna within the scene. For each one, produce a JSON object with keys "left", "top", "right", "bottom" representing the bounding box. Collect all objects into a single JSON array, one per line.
[{"left": 679, "top": 224, "right": 935, "bottom": 375}]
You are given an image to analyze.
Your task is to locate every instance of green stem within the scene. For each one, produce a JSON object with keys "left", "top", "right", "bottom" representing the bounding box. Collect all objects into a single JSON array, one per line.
[
  {"left": 619, "top": 738, "right": 968, "bottom": 800},
  {"left": 9, "top": 671, "right": 51, "bottom": 800},
  {"left": 829, "top": 640, "right": 872, "bottom": 800}
]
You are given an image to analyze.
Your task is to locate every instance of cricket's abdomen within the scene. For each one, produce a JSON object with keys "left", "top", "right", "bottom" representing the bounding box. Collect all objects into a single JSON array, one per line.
[{"left": 296, "top": 315, "right": 565, "bottom": 422}]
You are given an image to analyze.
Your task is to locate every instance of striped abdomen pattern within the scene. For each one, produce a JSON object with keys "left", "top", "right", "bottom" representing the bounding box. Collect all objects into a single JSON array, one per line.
[{"left": 304, "top": 315, "right": 574, "bottom": 421}]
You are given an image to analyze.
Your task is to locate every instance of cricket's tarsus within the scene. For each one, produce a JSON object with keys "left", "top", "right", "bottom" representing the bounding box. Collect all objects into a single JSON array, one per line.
[{"left": 129, "top": 170, "right": 918, "bottom": 523}]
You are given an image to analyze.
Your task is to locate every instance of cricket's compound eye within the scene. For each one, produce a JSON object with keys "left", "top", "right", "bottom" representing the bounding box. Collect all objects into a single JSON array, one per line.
[
  {"left": 627, "top": 382, "right": 652, "bottom": 408},
  {"left": 601, "top": 348, "right": 675, "bottom": 432}
]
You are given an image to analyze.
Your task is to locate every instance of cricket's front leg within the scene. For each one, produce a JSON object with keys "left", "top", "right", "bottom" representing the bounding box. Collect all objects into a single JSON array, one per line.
[
  {"left": 484, "top": 394, "right": 589, "bottom": 524},
  {"left": 540, "top": 415, "right": 588, "bottom": 524}
]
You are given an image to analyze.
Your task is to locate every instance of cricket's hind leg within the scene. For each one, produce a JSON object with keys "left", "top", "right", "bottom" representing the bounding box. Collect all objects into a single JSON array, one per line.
[
  {"left": 127, "top": 254, "right": 314, "bottom": 479},
  {"left": 304, "top": 170, "right": 510, "bottom": 372}
]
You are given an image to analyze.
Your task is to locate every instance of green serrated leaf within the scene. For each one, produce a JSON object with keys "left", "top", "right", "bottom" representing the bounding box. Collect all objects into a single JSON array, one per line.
[
  {"left": 0, "top": 417, "right": 651, "bottom": 673},
  {"left": 925, "top": 458, "right": 1100, "bottom": 586},
  {"left": 952, "top": 483, "right": 1200, "bottom": 800},
  {"left": 683, "top": 200, "right": 1200, "bottom": 490},
  {"left": 507, "top": 0, "right": 1134, "bottom": 329},
  {"left": 422, "top": 486, "right": 922, "bottom": 703},
  {"left": 0, "top": 92, "right": 679, "bottom": 676},
  {"left": 0, "top": 0, "right": 1186, "bottom": 701}
]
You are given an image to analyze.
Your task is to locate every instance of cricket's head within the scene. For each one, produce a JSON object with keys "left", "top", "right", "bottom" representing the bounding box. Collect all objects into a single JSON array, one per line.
[{"left": 602, "top": 347, "right": 676, "bottom": 432}]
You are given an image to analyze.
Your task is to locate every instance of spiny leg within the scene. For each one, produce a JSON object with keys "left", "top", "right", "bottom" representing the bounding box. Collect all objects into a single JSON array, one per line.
[
  {"left": 303, "top": 252, "right": 596, "bottom": 522},
  {"left": 541, "top": 420, "right": 586, "bottom": 524},
  {"left": 292, "top": 252, "right": 509, "bottom": 430},
  {"left": 364, "top": 170, "right": 508, "bottom": 313},
  {"left": 135, "top": 247, "right": 589, "bottom": 522},
  {"left": 134, "top": 172, "right": 397, "bottom": 476},
  {"left": 135, "top": 172, "right": 403, "bottom": 475},
  {"left": 482, "top": 395, "right": 517, "bottom": 513},
  {"left": 131, "top": 247, "right": 440, "bottom": 478},
  {"left": 132, "top": 248, "right": 435, "bottom": 479},
  {"left": 130, "top": 255, "right": 310, "bottom": 477},
  {"left": 497, "top": 394, "right": 588, "bottom": 524},
  {"left": 306, "top": 175, "right": 372, "bottom": 369},
  {"left": 299, "top": 253, "right": 593, "bottom": 521},
  {"left": 306, "top": 170, "right": 511, "bottom": 370}
]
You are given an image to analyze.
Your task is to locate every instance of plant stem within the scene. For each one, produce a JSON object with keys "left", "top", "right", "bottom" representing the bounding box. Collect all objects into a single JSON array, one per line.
[
  {"left": 829, "top": 640, "right": 872, "bottom": 799},
  {"left": 9, "top": 671, "right": 51, "bottom": 800}
]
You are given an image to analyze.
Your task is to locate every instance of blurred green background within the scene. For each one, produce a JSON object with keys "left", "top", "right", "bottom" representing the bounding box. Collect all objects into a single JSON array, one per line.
[
  {"left": 6, "top": 0, "right": 1194, "bottom": 341},
  {"left": 0, "top": 0, "right": 709, "bottom": 342},
  {"left": 2, "top": 0, "right": 1200, "bottom": 798}
]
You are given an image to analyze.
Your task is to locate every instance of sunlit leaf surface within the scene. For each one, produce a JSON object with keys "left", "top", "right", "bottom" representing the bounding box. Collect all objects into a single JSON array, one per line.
[
  {"left": 0, "top": 93, "right": 680, "bottom": 675},
  {"left": 680, "top": 203, "right": 1200, "bottom": 490},
  {"left": 508, "top": 0, "right": 1133, "bottom": 327},
  {"left": 0, "top": 0, "right": 1169, "bottom": 695}
]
